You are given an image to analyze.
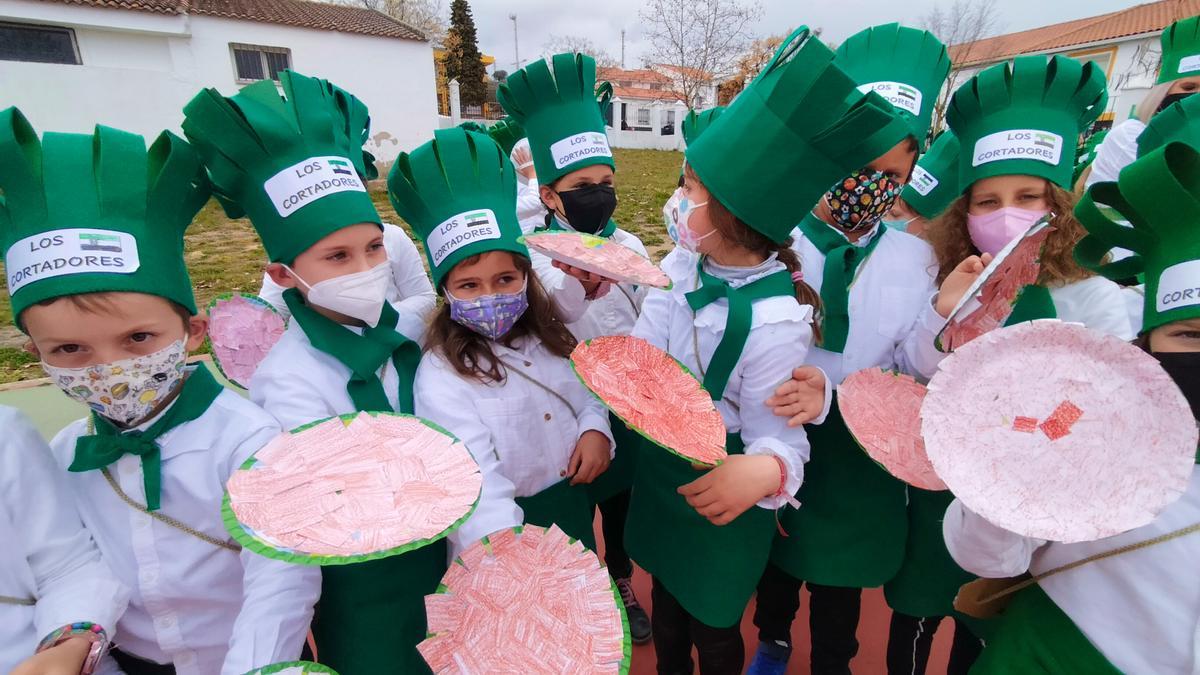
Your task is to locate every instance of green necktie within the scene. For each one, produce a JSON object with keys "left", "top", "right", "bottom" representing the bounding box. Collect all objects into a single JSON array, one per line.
[
  {"left": 69, "top": 365, "right": 224, "bottom": 511},
  {"left": 685, "top": 259, "right": 795, "bottom": 400},
  {"left": 797, "top": 213, "right": 887, "bottom": 354},
  {"left": 284, "top": 289, "right": 420, "bottom": 413}
]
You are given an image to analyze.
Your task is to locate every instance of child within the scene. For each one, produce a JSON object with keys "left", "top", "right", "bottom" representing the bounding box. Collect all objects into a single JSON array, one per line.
[
  {"left": 884, "top": 130, "right": 960, "bottom": 238},
  {"left": 181, "top": 71, "right": 436, "bottom": 673},
  {"left": 626, "top": 27, "right": 904, "bottom": 674},
  {"left": 944, "top": 140, "right": 1200, "bottom": 674},
  {"left": 0, "top": 107, "right": 320, "bottom": 674},
  {"left": 2, "top": 406, "right": 129, "bottom": 675},
  {"left": 391, "top": 127, "right": 611, "bottom": 553},
  {"left": 749, "top": 24, "right": 955, "bottom": 675},
  {"left": 497, "top": 51, "right": 653, "bottom": 641}
]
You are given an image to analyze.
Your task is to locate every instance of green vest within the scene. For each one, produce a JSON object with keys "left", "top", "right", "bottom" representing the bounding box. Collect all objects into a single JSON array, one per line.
[{"left": 971, "top": 585, "right": 1120, "bottom": 674}]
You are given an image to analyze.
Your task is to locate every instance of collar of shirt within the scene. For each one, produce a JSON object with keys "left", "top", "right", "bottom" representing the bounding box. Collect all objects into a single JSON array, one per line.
[
  {"left": 811, "top": 212, "right": 884, "bottom": 249},
  {"left": 701, "top": 252, "right": 785, "bottom": 287}
]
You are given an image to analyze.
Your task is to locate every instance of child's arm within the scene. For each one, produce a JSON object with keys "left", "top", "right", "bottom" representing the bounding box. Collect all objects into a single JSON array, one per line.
[
  {"left": 630, "top": 288, "right": 673, "bottom": 352},
  {"left": 384, "top": 223, "right": 438, "bottom": 332},
  {"left": 895, "top": 248, "right": 951, "bottom": 380},
  {"left": 565, "top": 381, "right": 615, "bottom": 485},
  {"left": 942, "top": 498, "right": 1043, "bottom": 578}
]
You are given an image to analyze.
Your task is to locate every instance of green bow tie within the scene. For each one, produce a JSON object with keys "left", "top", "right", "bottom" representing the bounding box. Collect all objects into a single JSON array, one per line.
[{"left": 797, "top": 213, "right": 887, "bottom": 354}]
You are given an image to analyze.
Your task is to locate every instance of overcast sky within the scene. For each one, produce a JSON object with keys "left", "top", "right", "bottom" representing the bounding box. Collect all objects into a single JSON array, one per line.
[{"left": 466, "top": 0, "right": 1143, "bottom": 73}]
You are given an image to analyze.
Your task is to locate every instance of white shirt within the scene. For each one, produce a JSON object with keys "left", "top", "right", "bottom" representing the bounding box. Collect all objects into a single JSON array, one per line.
[
  {"left": 516, "top": 178, "right": 544, "bottom": 224},
  {"left": 258, "top": 223, "right": 436, "bottom": 324},
  {"left": 1048, "top": 276, "right": 1136, "bottom": 340},
  {"left": 0, "top": 407, "right": 129, "bottom": 673},
  {"left": 944, "top": 467, "right": 1200, "bottom": 674},
  {"left": 415, "top": 337, "right": 614, "bottom": 553},
  {"left": 1085, "top": 118, "right": 1145, "bottom": 188},
  {"left": 631, "top": 250, "right": 813, "bottom": 508},
  {"left": 791, "top": 222, "right": 947, "bottom": 386},
  {"left": 49, "top": 383, "right": 320, "bottom": 675}
]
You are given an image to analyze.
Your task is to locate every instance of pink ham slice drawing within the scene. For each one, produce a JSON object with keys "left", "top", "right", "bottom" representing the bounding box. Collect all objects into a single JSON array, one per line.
[
  {"left": 206, "top": 293, "right": 287, "bottom": 389},
  {"left": 524, "top": 231, "right": 671, "bottom": 289}
]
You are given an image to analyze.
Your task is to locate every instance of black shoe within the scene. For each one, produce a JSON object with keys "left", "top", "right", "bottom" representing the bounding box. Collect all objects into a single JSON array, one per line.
[{"left": 615, "top": 576, "right": 652, "bottom": 644}]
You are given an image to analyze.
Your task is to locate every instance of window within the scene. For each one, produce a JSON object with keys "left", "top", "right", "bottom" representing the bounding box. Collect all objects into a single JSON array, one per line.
[
  {"left": 230, "top": 43, "right": 291, "bottom": 82},
  {"left": 1067, "top": 46, "right": 1116, "bottom": 78},
  {"left": 666, "top": 110, "right": 676, "bottom": 125},
  {"left": 636, "top": 108, "right": 651, "bottom": 126},
  {"left": 0, "top": 22, "right": 79, "bottom": 65}
]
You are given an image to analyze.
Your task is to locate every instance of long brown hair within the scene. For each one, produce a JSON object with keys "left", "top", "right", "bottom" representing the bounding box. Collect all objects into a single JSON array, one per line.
[
  {"left": 926, "top": 180, "right": 1093, "bottom": 286},
  {"left": 686, "top": 166, "right": 824, "bottom": 342},
  {"left": 424, "top": 252, "right": 577, "bottom": 384}
]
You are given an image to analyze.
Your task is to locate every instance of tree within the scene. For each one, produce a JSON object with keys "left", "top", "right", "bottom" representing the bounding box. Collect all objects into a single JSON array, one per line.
[
  {"left": 718, "top": 31, "right": 789, "bottom": 104},
  {"left": 639, "top": 0, "right": 762, "bottom": 108},
  {"left": 347, "top": 0, "right": 446, "bottom": 42},
  {"left": 442, "top": 0, "right": 488, "bottom": 106},
  {"left": 542, "top": 35, "right": 618, "bottom": 69},
  {"left": 922, "top": 0, "right": 1003, "bottom": 132}
]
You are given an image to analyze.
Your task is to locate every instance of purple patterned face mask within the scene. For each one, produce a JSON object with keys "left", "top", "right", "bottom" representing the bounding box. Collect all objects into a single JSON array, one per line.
[{"left": 446, "top": 281, "right": 530, "bottom": 340}]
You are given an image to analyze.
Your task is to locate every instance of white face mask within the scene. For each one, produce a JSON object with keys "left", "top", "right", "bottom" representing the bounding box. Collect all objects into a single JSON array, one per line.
[
  {"left": 42, "top": 339, "right": 188, "bottom": 426},
  {"left": 286, "top": 261, "right": 392, "bottom": 327},
  {"left": 676, "top": 196, "right": 713, "bottom": 253},
  {"left": 663, "top": 187, "right": 684, "bottom": 244}
]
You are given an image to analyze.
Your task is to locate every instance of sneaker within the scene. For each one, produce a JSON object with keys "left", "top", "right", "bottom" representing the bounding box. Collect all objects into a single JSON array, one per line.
[
  {"left": 747, "top": 640, "right": 792, "bottom": 675},
  {"left": 615, "top": 576, "right": 652, "bottom": 644}
]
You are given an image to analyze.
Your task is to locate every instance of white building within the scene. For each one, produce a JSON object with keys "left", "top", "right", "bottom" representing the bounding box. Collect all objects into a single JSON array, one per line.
[{"left": 0, "top": 0, "right": 437, "bottom": 163}]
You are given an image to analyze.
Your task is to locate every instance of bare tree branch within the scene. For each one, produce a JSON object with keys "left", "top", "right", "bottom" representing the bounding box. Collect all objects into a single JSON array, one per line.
[
  {"left": 342, "top": 0, "right": 447, "bottom": 42},
  {"left": 922, "top": 0, "right": 1003, "bottom": 132},
  {"left": 542, "top": 35, "right": 619, "bottom": 68}
]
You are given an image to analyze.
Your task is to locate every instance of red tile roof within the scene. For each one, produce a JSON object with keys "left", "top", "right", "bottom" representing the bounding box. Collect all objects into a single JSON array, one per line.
[
  {"left": 598, "top": 67, "right": 672, "bottom": 85},
  {"left": 952, "top": 0, "right": 1200, "bottom": 67},
  {"left": 611, "top": 85, "right": 685, "bottom": 102},
  {"left": 38, "top": 0, "right": 426, "bottom": 40}
]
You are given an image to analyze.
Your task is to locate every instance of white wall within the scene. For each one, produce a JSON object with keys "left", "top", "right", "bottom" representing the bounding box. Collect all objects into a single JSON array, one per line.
[{"left": 0, "top": 0, "right": 437, "bottom": 162}]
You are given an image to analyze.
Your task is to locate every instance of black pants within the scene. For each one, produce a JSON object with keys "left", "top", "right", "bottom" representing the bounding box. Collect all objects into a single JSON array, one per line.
[
  {"left": 753, "top": 563, "right": 862, "bottom": 675},
  {"left": 109, "top": 648, "right": 177, "bottom": 675},
  {"left": 886, "top": 612, "right": 983, "bottom": 675},
  {"left": 599, "top": 489, "right": 633, "bottom": 578},
  {"left": 651, "top": 577, "right": 744, "bottom": 675}
]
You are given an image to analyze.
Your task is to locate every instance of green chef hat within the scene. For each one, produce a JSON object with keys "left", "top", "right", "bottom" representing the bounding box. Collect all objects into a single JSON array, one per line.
[
  {"left": 834, "top": 22, "right": 951, "bottom": 148},
  {"left": 1138, "top": 91, "right": 1200, "bottom": 156},
  {"left": 1075, "top": 141, "right": 1200, "bottom": 332},
  {"left": 387, "top": 128, "right": 526, "bottom": 289},
  {"left": 182, "top": 70, "right": 381, "bottom": 264},
  {"left": 596, "top": 81, "right": 614, "bottom": 125},
  {"left": 682, "top": 107, "right": 725, "bottom": 146},
  {"left": 0, "top": 108, "right": 207, "bottom": 327},
  {"left": 457, "top": 121, "right": 489, "bottom": 134},
  {"left": 685, "top": 26, "right": 909, "bottom": 244},
  {"left": 488, "top": 116, "right": 526, "bottom": 156},
  {"left": 947, "top": 54, "right": 1108, "bottom": 191},
  {"left": 900, "top": 130, "right": 960, "bottom": 219},
  {"left": 1158, "top": 15, "right": 1200, "bottom": 84},
  {"left": 498, "top": 53, "right": 615, "bottom": 186}
]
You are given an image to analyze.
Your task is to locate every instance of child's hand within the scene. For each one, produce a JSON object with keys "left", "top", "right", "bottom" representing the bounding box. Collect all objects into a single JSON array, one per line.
[
  {"left": 551, "top": 260, "right": 616, "bottom": 295},
  {"left": 565, "top": 430, "right": 611, "bottom": 485},
  {"left": 935, "top": 253, "right": 994, "bottom": 318},
  {"left": 766, "top": 366, "right": 827, "bottom": 427},
  {"left": 512, "top": 146, "right": 536, "bottom": 180},
  {"left": 11, "top": 637, "right": 92, "bottom": 675},
  {"left": 678, "top": 454, "right": 781, "bottom": 525}
]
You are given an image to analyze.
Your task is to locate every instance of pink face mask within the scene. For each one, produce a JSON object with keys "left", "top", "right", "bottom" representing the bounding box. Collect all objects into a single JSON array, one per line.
[{"left": 966, "top": 206, "right": 1049, "bottom": 256}]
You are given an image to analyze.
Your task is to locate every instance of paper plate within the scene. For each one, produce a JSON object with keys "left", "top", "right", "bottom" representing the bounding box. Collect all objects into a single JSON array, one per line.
[
  {"left": 206, "top": 293, "right": 287, "bottom": 388},
  {"left": 522, "top": 231, "right": 672, "bottom": 289},
  {"left": 418, "top": 524, "right": 631, "bottom": 674},
  {"left": 838, "top": 368, "right": 946, "bottom": 491},
  {"left": 571, "top": 335, "right": 727, "bottom": 466},
  {"left": 244, "top": 663, "right": 338, "bottom": 675},
  {"left": 223, "top": 412, "right": 482, "bottom": 565},
  {"left": 937, "top": 219, "right": 1054, "bottom": 352},
  {"left": 922, "top": 321, "right": 1197, "bottom": 543}
]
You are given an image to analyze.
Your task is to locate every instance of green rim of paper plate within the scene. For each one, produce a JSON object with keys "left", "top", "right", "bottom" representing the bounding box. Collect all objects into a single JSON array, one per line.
[
  {"left": 204, "top": 292, "right": 285, "bottom": 390},
  {"left": 222, "top": 411, "right": 481, "bottom": 566},
  {"left": 425, "top": 525, "right": 633, "bottom": 675},
  {"left": 517, "top": 233, "right": 674, "bottom": 291},
  {"left": 569, "top": 338, "right": 725, "bottom": 467},
  {"left": 841, "top": 369, "right": 947, "bottom": 492},
  {"left": 243, "top": 662, "right": 339, "bottom": 675}
]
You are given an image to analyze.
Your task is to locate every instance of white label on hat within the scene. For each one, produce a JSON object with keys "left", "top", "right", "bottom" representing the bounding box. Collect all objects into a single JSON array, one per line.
[
  {"left": 972, "top": 130, "right": 1063, "bottom": 167},
  {"left": 262, "top": 156, "right": 366, "bottom": 217},
  {"left": 908, "top": 165, "right": 939, "bottom": 196},
  {"left": 5, "top": 228, "right": 140, "bottom": 294},
  {"left": 858, "top": 81, "right": 923, "bottom": 117},
  {"left": 426, "top": 208, "right": 501, "bottom": 268},
  {"left": 1157, "top": 259, "right": 1200, "bottom": 312},
  {"left": 549, "top": 132, "right": 612, "bottom": 170},
  {"left": 1179, "top": 54, "right": 1200, "bottom": 74}
]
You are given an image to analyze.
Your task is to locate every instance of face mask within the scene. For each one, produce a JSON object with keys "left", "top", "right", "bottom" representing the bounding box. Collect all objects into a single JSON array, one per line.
[
  {"left": 825, "top": 168, "right": 902, "bottom": 232},
  {"left": 42, "top": 339, "right": 188, "bottom": 426},
  {"left": 967, "top": 206, "right": 1049, "bottom": 256},
  {"left": 676, "top": 196, "right": 714, "bottom": 253},
  {"left": 1152, "top": 351, "right": 1200, "bottom": 422},
  {"left": 1157, "top": 91, "right": 1195, "bottom": 114},
  {"left": 883, "top": 217, "right": 917, "bottom": 232},
  {"left": 287, "top": 261, "right": 392, "bottom": 327},
  {"left": 554, "top": 183, "right": 617, "bottom": 235},
  {"left": 446, "top": 281, "right": 530, "bottom": 340},
  {"left": 663, "top": 187, "right": 684, "bottom": 244}
]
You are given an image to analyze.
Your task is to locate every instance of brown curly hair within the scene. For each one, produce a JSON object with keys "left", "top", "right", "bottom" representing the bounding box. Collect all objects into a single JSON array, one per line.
[
  {"left": 424, "top": 252, "right": 577, "bottom": 384},
  {"left": 926, "top": 180, "right": 1094, "bottom": 286}
]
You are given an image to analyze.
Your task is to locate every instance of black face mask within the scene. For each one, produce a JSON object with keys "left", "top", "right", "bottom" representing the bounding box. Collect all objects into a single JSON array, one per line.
[
  {"left": 1152, "top": 351, "right": 1200, "bottom": 422},
  {"left": 554, "top": 183, "right": 617, "bottom": 235},
  {"left": 1157, "top": 91, "right": 1195, "bottom": 114}
]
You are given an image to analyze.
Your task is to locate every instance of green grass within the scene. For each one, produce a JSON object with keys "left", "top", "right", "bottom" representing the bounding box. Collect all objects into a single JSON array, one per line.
[{"left": 0, "top": 148, "right": 684, "bottom": 384}]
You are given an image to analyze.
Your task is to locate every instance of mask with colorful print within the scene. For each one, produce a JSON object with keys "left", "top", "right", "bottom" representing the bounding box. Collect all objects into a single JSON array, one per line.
[
  {"left": 446, "top": 281, "right": 530, "bottom": 340},
  {"left": 41, "top": 339, "right": 188, "bottom": 425},
  {"left": 825, "top": 168, "right": 903, "bottom": 233}
]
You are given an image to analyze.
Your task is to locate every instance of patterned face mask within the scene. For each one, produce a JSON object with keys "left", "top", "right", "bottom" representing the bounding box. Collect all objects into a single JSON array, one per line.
[
  {"left": 41, "top": 339, "right": 188, "bottom": 425},
  {"left": 446, "top": 281, "right": 530, "bottom": 340},
  {"left": 825, "top": 168, "right": 903, "bottom": 233}
]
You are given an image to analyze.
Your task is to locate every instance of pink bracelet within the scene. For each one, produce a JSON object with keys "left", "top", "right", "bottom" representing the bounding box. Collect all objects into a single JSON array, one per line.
[{"left": 772, "top": 455, "right": 788, "bottom": 498}]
